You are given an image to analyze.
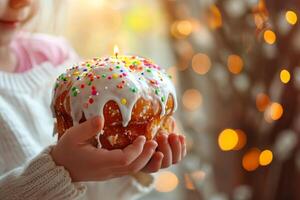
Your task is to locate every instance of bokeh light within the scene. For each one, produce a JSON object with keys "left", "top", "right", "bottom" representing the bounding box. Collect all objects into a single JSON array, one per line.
[
  {"left": 234, "top": 129, "right": 247, "bottom": 150},
  {"left": 182, "top": 89, "right": 202, "bottom": 111},
  {"left": 218, "top": 129, "right": 239, "bottom": 151},
  {"left": 184, "top": 174, "right": 195, "bottom": 190},
  {"left": 242, "top": 148, "right": 261, "bottom": 171},
  {"left": 256, "top": 93, "right": 270, "bottom": 112},
  {"left": 254, "top": 14, "right": 264, "bottom": 29},
  {"left": 259, "top": 149, "right": 273, "bottom": 166},
  {"left": 285, "top": 10, "right": 298, "bottom": 25},
  {"left": 192, "top": 53, "right": 212, "bottom": 75},
  {"left": 177, "top": 20, "right": 193, "bottom": 36},
  {"left": 263, "top": 30, "right": 276, "bottom": 45},
  {"left": 227, "top": 54, "right": 244, "bottom": 74},
  {"left": 171, "top": 20, "right": 194, "bottom": 39},
  {"left": 280, "top": 69, "right": 291, "bottom": 84},
  {"left": 270, "top": 102, "right": 284, "bottom": 121},
  {"left": 264, "top": 102, "right": 284, "bottom": 122},
  {"left": 155, "top": 171, "right": 179, "bottom": 192},
  {"left": 184, "top": 170, "right": 206, "bottom": 190},
  {"left": 208, "top": 5, "right": 222, "bottom": 29}
]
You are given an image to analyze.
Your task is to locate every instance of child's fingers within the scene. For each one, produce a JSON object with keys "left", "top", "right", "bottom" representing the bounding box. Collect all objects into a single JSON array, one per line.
[
  {"left": 179, "top": 135, "right": 187, "bottom": 157},
  {"left": 157, "top": 132, "right": 172, "bottom": 168},
  {"left": 142, "top": 152, "right": 164, "bottom": 173},
  {"left": 168, "top": 133, "right": 181, "bottom": 164},
  {"left": 64, "top": 116, "right": 103, "bottom": 144},
  {"left": 122, "top": 140, "right": 157, "bottom": 173},
  {"left": 97, "top": 136, "right": 146, "bottom": 167}
]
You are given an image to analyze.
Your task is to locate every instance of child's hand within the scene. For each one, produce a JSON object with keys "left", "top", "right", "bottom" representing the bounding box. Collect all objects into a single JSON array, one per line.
[
  {"left": 51, "top": 116, "right": 158, "bottom": 182},
  {"left": 141, "top": 131, "right": 187, "bottom": 173}
]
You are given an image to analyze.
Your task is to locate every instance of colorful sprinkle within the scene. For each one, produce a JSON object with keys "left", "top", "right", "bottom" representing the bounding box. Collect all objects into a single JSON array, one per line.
[
  {"left": 131, "top": 87, "right": 137, "bottom": 93},
  {"left": 121, "top": 98, "right": 127, "bottom": 105},
  {"left": 112, "top": 73, "right": 118, "bottom": 79},
  {"left": 150, "top": 79, "right": 157, "bottom": 85},
  {"left": 155, "top": 89, "right": 160, "bottom": 95},
  {"left": 92, "top": 90, "right": 98, "bottom": 95}
]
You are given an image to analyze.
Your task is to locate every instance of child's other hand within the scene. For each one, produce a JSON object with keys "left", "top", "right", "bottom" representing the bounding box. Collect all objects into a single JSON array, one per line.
[
  {"left": 51, "top": 116, "right": 158, "bottom": 182},
  {"left": 141, "top": 131, "right": 187, "bottom": 173}
]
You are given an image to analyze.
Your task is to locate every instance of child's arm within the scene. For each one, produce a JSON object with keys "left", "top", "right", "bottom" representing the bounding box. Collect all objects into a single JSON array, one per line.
[
  {"left": 0, "top": 146, "right": 86, "bottom": 200},
  {"left": 0, "top": 116, "right": 157, "bottom": 200}
]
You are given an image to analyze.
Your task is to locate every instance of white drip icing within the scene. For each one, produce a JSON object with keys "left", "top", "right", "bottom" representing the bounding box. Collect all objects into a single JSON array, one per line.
[{"left": 53, "top": 55, "right": 177, "bottom": 128}]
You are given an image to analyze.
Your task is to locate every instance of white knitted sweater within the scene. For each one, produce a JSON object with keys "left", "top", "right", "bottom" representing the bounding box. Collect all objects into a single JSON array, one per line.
[{"left": 0, "top": 60, "right": 154, "bottom": 200}]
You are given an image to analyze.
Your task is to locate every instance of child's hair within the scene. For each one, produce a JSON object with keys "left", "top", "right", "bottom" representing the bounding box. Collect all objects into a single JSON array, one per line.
[{"left": 24, "top": 0, "right": 67, "bottom": 35}]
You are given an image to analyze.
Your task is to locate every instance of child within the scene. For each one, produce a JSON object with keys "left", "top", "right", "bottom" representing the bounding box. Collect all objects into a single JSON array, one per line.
[{"left": 0, "top": 0, "right": 186, "bottom": 200}]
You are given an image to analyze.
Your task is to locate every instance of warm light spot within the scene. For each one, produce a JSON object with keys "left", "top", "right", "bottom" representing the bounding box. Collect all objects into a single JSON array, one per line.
[
  {"left": 184, "top": 174, "right": 195, "bottom": 190},
  {"left": 177, "top": 20, "right": 193, "bottom": 36},
  {"left": 234, "top": 129, "right": 247, "bottom": 150},
  {"left": 254, "top": 14, "right": 264, "bottom": 29},
  {"left": 242, "top": 148, "right": 261, "bottom": 171},
  {"left": 256, "top": 93, "right": 270, "bottom": 112},
  {"left": 113, "top": 45, "right": 119, "bottom": 56},
  {"left": 256, "top": 0, "right": 267, "bottom": 12},
  {"left": 264, "top": 102, "right": 284, "bottom": 122},
  {"left": 218, "top": 129, "right": 238, "bottom": 151},
  {"left": 184, "top": 170, "right": 205, "bottom": 190},
  {"left": 208, "top": 5, "right": 222, "bottom": 29},
  {"left": 227, "top": 54, "right": 243, "bottom": 74},
  {"left": 263, "top": 30, "right": 276, "bottom": 45},
  {"left": 171, "top": 20, "right": 193, "bottom": 39},
  {"left": 285, "top": 10, "right": 298, "bottom": 25},
  {"left": 270, "top": 102, "right": 283, "bottom": 120},
  {"left": 280, "top": 69, "right": 291, "bottom": 84},
  {"left": 192, "top": 53, "right": 211, "bottom": 75},
  {"left": 182, "top": 89, "right": 202, "bottom": 111},
  {"left": 155, "top": 171, "right": 179, "bottom": 192},
  {"left": 259, "top": 150, "right": 273, "bottom": 166}
]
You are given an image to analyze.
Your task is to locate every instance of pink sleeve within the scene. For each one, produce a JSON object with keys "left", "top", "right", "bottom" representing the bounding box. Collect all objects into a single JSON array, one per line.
[{"left": 13, "top": 33, "right": 80, "bottom": 73}]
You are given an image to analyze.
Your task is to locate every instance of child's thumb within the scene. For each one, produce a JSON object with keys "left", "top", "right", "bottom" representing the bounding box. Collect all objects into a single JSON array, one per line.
[{"left": 65, "top": 116, "right": 103, "bottom": 143}]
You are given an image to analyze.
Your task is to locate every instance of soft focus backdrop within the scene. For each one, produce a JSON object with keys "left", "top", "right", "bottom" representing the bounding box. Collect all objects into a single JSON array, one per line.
[{"left": 56, "top": 0, "right": 300, "bottom": 199}]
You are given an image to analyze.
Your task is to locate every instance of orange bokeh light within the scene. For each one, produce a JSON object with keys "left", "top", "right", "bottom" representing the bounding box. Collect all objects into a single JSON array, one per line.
[
  {"left": 192, "top": 53, "right": 212, "bottom": 75},
  {"left": 242, "top": 148, "right": 261, "bottom": 171},
  {"left": 256, "top": 93, "right": 270, "bottom": 112},
  {"left": 263, "top": 30, "right": 276, "bottom": 44},
  {"left": 227, "top": 54, "right": 244, "bottom": 74},
  {"left": 182, "top": 89, "right": 202, "bottom": 111},
  {"left": 234, "top": 129, "right": 247, "bottom": 150}
]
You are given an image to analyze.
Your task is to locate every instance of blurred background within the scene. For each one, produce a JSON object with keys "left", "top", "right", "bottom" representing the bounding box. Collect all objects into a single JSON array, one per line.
[{"left": 47, "top": 0, "right": 300, "bottom": 199}]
